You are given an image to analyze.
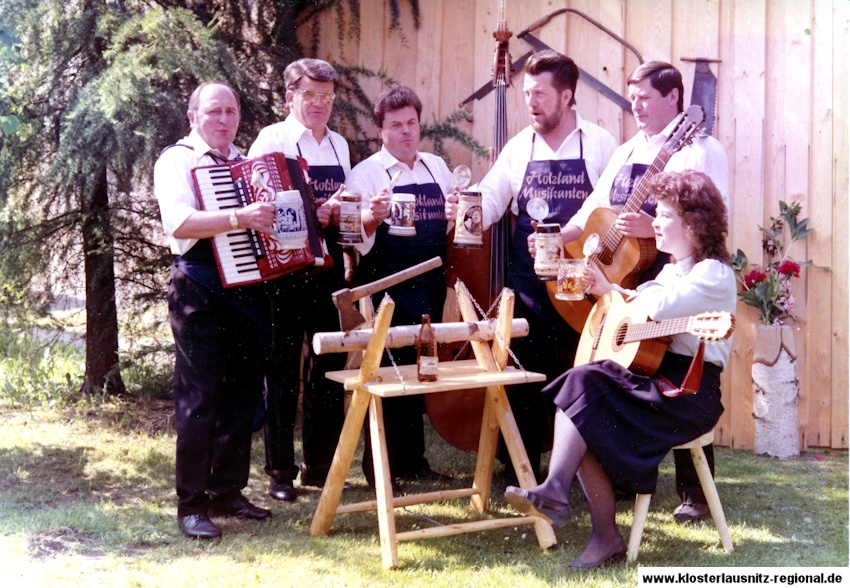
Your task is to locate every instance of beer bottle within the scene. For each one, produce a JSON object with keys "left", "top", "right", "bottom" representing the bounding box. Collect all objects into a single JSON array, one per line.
[{"left": 416, "top": 314, "right": 438, "bottom": 382}]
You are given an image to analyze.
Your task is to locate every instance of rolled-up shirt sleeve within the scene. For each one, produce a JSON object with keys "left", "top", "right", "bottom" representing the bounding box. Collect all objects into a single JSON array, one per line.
[{"left": 154, "top": 147, "right": 204, "bottom": 254}]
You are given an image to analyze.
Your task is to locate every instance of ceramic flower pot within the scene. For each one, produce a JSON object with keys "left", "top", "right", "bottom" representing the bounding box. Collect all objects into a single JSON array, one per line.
[{"left": 752, "top": 324, "right": 801, "bottom": 459}]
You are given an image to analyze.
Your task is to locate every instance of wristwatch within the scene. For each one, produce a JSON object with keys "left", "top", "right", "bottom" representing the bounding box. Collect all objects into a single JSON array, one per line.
[{"left": 229, "top": 210, "right": 239, "bottom": 229}]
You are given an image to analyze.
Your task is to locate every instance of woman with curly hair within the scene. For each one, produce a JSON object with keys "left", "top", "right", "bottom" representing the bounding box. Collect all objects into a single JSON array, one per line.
[{"left": 505, "top": 170, "right": 736, "bottom": 569}]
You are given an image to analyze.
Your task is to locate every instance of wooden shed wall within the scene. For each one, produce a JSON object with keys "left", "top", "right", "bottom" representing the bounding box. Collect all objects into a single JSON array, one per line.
[{"left": 303, "top": 0, "right": 849, "bottom": 450}]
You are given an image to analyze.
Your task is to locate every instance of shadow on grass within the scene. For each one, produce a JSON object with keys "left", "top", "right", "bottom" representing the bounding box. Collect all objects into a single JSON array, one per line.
[{"left": 0, "top": 408, "right": 846, "bottom": 583}]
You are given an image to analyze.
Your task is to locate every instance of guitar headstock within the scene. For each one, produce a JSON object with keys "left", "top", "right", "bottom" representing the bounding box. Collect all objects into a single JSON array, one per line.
[
  {"left": 666, "top": 105, "right": 706, "bottom": 153},
  {"left": 689, "top": 312, "right": 735, "bottom": 342}
]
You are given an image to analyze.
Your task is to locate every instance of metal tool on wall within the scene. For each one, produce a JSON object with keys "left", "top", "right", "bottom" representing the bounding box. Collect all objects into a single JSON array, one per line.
[
  {"left": 681, "top": 57, "right": 722, "bottom": 136},
  {"left": 460, "top": 7, "right": 644, "bottom": 113}
]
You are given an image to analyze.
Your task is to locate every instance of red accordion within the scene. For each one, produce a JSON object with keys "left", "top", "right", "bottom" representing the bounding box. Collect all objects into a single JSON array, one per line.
[{"left": 192, "top": 152, "right": 332, "bottom": 288}]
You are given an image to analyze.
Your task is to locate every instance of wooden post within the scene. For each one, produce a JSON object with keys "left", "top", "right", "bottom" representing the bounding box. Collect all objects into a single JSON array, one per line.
[
  {"left": 369, "top": 394, "right": 398, "bottom": 568},
  {"left": 310, "top": 297, "right": 396, "bottom": 537}
]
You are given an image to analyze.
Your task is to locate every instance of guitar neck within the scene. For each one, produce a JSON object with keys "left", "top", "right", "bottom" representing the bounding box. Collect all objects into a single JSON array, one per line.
[
  {"left": 593, "top": 145, "right": 675, "bottom": 264},
  {"left": 621, "top": 146, "right": 676, "bottom": 215},
  {"left": 621, "top": 315, "right": 697, "bottom": 344}
]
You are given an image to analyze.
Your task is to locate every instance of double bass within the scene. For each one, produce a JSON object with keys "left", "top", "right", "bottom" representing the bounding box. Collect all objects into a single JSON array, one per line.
[{"left": 426, "top": 3, "right": 513, "bottom": 452}]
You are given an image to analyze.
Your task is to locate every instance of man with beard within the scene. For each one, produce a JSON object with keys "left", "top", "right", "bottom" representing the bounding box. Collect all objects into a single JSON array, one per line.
[{"left": 445, "top": 50, "right": 616, "bottom": 484}]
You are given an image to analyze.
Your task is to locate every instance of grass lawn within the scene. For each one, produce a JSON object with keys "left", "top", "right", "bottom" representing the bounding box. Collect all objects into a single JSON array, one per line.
[{"left": 0, "top": 401, "right": 847, "bottom": 587}]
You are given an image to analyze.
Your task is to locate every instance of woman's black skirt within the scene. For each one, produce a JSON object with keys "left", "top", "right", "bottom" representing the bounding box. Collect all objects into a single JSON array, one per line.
[{"left": 542, "top": 353, "right": 723, "bottom": 494}]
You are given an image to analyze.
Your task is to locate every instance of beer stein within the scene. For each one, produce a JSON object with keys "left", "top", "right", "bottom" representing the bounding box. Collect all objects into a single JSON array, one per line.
[
  {"left": 533, "top": 223, "right": 562, "bottom": 281},
  {"left": 453, "top": 191, "right": 484, "bottom": 248},
  {"left": 275, "top": 190, "right": 308, "bottom": 250}
]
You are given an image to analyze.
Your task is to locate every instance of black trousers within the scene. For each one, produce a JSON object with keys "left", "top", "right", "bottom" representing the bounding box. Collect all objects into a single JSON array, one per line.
[
  {"left": 361, "top": 344, "right": 430, "bottom": 487},
  {"left": 263, "top": 271, "right": 347, "bottom": 485},
  {"left": 359, "top": 276, "right": 444, "bottom": 487},
  {"left": 168, "top": 266, "right": 269, "bottom": 516},
  {"left": 674, "top": 445, "right": 714, "bottom": 503}
]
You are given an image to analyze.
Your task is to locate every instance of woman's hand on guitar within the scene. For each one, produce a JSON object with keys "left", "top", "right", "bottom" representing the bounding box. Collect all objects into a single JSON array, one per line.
[
  {"left": 444, "top": 189, "right": 459, "bottom": 221},
  {"left": 615, "top": 211, "right": 656, "bottom": 238}
]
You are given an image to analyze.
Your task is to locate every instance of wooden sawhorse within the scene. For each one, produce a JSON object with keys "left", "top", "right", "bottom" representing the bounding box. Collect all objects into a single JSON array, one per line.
[{"left": 309, "top": 286, "right": 557, "bottom": 569}]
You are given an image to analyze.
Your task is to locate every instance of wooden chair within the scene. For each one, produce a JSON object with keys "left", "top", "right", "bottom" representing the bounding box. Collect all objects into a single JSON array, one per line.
[
  {"left": 309, "top": 285, "right": 557, "bottom": 569},
  {"left": 626, "top": 429, "right": 734, "bottom": 562}
]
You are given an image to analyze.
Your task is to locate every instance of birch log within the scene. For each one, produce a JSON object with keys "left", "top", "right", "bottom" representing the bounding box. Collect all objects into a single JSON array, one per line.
[
  {"left": 313, "top": 319, "right": 529, "bottom": 355},
  {"left": 752, "top": 324, "right": 801, "bottom": 459}
]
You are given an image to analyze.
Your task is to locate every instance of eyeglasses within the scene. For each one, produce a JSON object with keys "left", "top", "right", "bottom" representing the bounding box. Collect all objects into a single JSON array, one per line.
[{"left": 292, "top": 89, "right": 336, "bottom": 105}]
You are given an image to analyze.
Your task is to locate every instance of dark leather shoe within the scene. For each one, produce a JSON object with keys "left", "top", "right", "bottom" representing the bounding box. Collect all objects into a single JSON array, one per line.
[
  {"left": 269, "top": 479, "right": 297, "bottom": 502},
  {"left": 673, "top": 500, "right": 709, "bottom": 524},
  {"left": 178, "top": 514, "right": 221, "bottom": 540},
  {"left": 210, "top": 494, "right": 272, "bottom": 520},
  {"left": 567, "top": 539, "right": 627, "bottom": 570}
]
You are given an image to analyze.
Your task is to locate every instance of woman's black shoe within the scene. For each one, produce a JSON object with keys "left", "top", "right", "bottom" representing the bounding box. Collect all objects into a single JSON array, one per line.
[{"left": 504, "top": 486, "right": 572, "bottom": 527}]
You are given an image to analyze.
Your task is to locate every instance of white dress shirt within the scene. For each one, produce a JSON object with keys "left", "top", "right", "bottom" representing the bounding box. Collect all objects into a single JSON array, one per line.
[
  {"left": 346, "top": 146, "right": 454, "bottom": 254},
  {"left": 638, "top": 257, "right": 737, "bottom": 368},
  {"left": 568, "top": 113, "right": 729, "bottom": 231},
  {"left": 153, "top": 130, "right": 243, "bottom": 255},
  {"left": 475, "top": 111, "right": 617, "bottom": 228},
  {"left": 247, "top": 114, "right": 352, "bottom": 175}
]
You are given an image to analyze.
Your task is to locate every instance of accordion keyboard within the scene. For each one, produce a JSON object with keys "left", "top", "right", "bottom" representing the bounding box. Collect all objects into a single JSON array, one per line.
[{"left": 194, "top": 167, "right": 263, "bottom": 285}]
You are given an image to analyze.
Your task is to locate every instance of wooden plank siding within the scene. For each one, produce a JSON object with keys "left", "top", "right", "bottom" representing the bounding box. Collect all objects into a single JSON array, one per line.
[{"left": 304, "top": 0, "right": 849, "bottom": 450}]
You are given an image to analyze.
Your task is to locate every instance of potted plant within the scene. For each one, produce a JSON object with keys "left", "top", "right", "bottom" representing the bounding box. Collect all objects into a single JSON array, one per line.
[{"left": 731, "top": 200, "right": 825, "bottom": 459}]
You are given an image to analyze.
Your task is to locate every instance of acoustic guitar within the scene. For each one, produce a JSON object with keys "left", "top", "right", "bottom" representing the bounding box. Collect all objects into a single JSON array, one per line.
[
  {"left": 546, "top": 105, "right": 707, "bottom": 332},
  {"left": 574, "top": 290, "right": 734, "bottom": 376}
]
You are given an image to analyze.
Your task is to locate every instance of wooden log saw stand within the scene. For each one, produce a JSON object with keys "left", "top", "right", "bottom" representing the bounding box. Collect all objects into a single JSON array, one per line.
[{"left": 309, "top": 281, "right": 557, "bottom": 569}]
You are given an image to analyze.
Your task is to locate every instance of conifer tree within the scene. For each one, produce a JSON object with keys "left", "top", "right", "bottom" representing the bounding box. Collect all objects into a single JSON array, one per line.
[
  {"left": 0, "top": 0, "right": 477, "bottom": 398},
  {"left": 0, "top": 2, "right": 252, "bottom": 395}
]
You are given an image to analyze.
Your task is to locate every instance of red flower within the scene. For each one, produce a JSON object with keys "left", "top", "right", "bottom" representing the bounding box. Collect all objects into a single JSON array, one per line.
[
  {"left": 777, "top": 259, "right": 801, "bottom": 277},
  {"left": 744, "top": 270, "right": 768, "bottom": 288}
]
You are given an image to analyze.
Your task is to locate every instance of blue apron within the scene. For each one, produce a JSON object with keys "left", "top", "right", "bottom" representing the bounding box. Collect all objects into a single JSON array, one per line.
[
  {"left": 510, "top": 133, "right": 594, "bottom": 337},
  {"left": 297, "top": 140, "right": 347, "bottom": 283},
  {"left": 170, "top": 150, "right": 271, "bottom": 334},
  {"left": 609, "top": 161, "right": 656, "bottom": 216},
  {"left": 359, "top": 161, "right": 447, "bottom": 323}
]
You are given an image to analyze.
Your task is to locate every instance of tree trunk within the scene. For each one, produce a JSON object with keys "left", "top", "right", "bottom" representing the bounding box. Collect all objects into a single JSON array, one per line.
[{"left": 81, "top": 165, "right": 125, "bottom": 396}]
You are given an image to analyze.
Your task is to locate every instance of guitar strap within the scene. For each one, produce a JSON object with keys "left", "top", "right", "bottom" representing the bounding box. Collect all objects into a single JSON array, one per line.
[{"left": 653, "top": 341, "right": 705, "bottom": 398}]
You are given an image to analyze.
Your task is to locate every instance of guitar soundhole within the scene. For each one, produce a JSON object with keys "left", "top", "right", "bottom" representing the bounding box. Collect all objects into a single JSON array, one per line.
[
  {"left": 613, "top": 322, "right": 628, "bottom": 348},
  {"left": 597, "top": 246, "right": 614, "bottom": 266}
]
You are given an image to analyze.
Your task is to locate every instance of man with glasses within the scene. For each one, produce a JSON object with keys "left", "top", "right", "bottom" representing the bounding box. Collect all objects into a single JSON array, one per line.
[{"left": 249, "top": 58, "right": 355, "bottom": 503}]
